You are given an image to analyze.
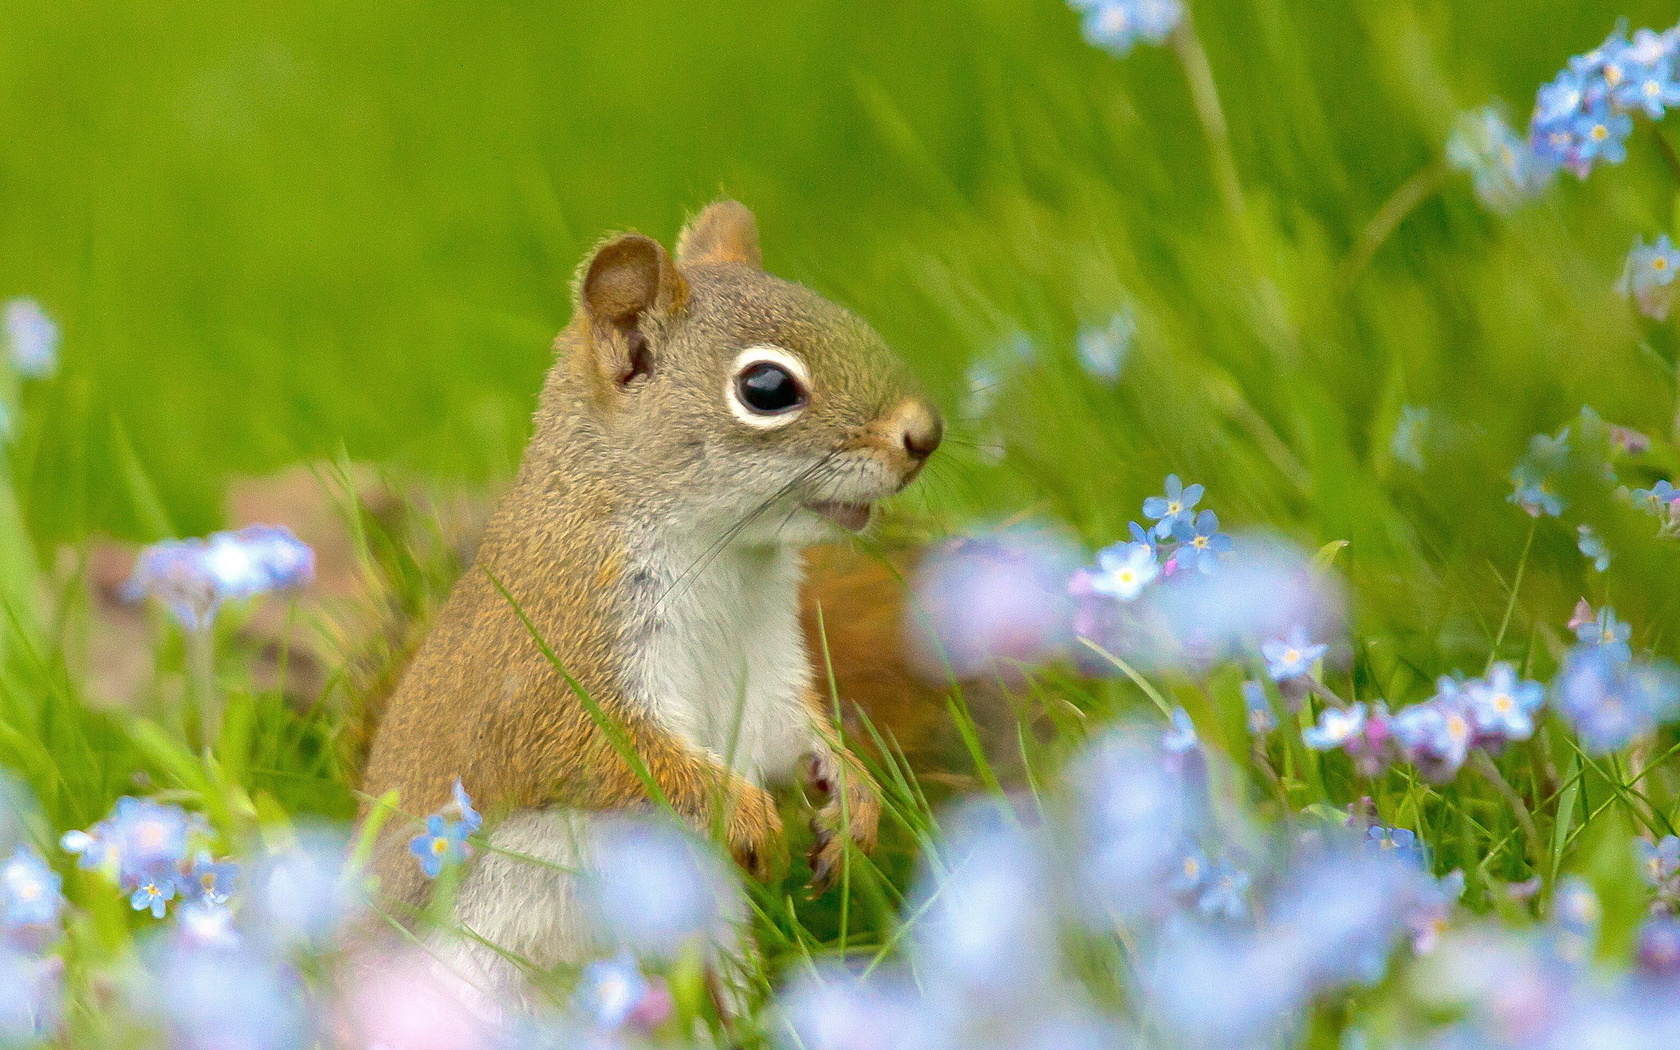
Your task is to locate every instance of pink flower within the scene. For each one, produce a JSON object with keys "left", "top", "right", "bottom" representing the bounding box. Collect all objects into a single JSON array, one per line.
[{"left": 338, "top": 950, "right": 501, "bottom": 1050}]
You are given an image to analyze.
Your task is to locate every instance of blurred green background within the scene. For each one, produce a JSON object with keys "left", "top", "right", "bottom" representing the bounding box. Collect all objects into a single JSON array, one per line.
[{"left": 6, "top": 0, "right": 1680, "bottom": 682}]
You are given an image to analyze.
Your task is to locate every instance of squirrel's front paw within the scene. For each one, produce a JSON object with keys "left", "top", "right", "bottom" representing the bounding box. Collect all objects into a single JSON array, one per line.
[
  {"left": 722, "top": 778, "right": 784, "bottom": 881},
  {"left": 804, "top": 749, "right": 881, "bottom": 894}
]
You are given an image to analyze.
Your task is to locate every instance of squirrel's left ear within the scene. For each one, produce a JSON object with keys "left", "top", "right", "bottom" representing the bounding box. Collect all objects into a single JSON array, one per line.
[
  {"left": 676, "top": 200, "right": 762, "bottom": 269},
  {"left": 576, "top": 233, "right": 688, "bottom": 388}
]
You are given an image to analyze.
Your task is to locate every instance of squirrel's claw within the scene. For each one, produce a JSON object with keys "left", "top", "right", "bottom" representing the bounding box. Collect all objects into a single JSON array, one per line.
[
  {"left": 722, "top": 778, "right": 784, "bottom": 882},
  {"left": 802, "top": 748, "right": 881, "bottom": 895}
]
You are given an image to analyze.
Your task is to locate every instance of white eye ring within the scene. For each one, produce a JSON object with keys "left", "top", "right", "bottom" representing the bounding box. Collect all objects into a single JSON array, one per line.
[{"left": 726, "top": 345, "right": 811, "bottom": 429}]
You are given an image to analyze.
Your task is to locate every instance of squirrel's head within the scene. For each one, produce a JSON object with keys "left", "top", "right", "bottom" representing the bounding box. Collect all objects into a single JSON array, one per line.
[{"left": 548, "top": 200, "right": 941, "bottom": 545}]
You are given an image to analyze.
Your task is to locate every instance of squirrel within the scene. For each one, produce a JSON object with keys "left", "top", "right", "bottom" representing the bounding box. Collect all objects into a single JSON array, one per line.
[{"left": 357, "top": 200, "right": 942, "bottom": 999}]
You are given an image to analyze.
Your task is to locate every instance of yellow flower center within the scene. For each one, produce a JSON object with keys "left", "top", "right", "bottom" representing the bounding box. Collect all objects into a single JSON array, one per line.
[
  {"left": 1591, "top": 124, "right": 1610, "bottom": 142},
  {"left": 1183, "top": 857, "right": 1200, "bottom": 879},
  {"left": 431, "top": 838, "right": 450, "bottom": 856},
  {"left": 1492, "top": 693, "right": 1513, "bottom": 713},
  {"left": 1282, "top": 648, "right": 1301, "bottom": 665},
  {"left": 1166, "top": 500, "right": 1181, "bottom": 515},
  {"left": 1446, "top": 714, "right": 1469, "bottom": 740},
  {"left": 1605, "top": 65, "right": 1624, "bottom": 86},
  {"left": 1192, "top": 536, "right": 1208, "bottom": 549}
]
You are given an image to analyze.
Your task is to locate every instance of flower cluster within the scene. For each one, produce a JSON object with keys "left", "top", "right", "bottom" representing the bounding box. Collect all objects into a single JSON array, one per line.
[
  {"left": 1297, "top": 662, "right": 1544, "bottom": 782},
  {"left": 61, "top": 797, "right": 238, "bottom": 919},
  {"left": 1068, "top": 0, "right": 1182, "bottom": 57},
  {"left": 1076, "top": 474, "right": 1232, "bottom": 604},
  {"left": 124, "top": 524, "right": 315, "bottom": 631},
  {"left": 1553, "top": 625, "right": 1680, "bottom": 754},
  {"left": 1446, "top": 106, "right": 1554, "bottom": 212},
  {"left": 1530, "top": 21, "right": 1680, "bottom": 180},
  {"left": 1289, "top": 597, "right": 1680, "bottom": 781},
  {"left": 408, "top": 779, "right": 482, "bottom": 879},
  {"left": 781, "top": 722, "right": 1456, "bottom": 1050}
]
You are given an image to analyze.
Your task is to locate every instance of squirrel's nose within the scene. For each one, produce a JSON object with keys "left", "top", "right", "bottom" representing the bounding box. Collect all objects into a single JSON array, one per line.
[{"left": 889, "top": 400, "right": 943, "bottom": 463}]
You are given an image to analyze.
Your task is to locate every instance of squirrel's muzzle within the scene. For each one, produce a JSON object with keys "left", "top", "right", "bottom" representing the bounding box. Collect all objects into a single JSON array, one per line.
[{"left": 882, "top": 399, "right": 943, "bottom": 481}]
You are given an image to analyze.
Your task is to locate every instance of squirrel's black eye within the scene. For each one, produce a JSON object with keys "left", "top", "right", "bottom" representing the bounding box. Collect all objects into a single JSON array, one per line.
[{"left": 736, "top": 362, "right": 807, "bottom": 415}]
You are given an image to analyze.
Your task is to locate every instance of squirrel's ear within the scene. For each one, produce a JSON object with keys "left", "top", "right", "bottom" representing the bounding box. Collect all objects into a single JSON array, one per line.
[
  {"left": 576, "top": 233, "right": 688, "bottom": 387},
  {"left": 676, "top": 200, "right": 762, "bottom": 269}
]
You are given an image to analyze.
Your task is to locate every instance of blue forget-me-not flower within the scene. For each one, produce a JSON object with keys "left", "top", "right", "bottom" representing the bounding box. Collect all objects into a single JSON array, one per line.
[
  {"left": 1143, "top": 474, "right": 1204, "bottom": 539},
  {"left": 1262, "top": 626, "right": 1326, "bottom": 681},
  {"left": 1618, "top": 235, "right": 1680, "bottom": 320},
  {"left": 1070, "top": 0, "right": 1183, "bottom": 57}
]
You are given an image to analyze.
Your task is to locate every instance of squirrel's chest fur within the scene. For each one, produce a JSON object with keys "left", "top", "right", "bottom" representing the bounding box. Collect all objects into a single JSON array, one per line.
[{"left": 616, "top": 528, "right": 816, "bottom": 786}]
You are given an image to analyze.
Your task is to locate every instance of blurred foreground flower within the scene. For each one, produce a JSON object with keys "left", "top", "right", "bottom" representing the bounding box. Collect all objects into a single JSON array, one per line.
[
  {"left": 245, "top": 827, "right": 363, "bottom": 952},
  {"left": 1, "top": 299, "right": 58, "bottom": 379},
  {"left": 132, "top": 939, "right": 308, "bottom": 1050},
  {"left": 0, "top": 947, "right": 60, "bottom": 1045},
  {"left": 572, "top": 953, "right": 673, "bottom": 1034},
  {"left": 580, "top": 816, "right": 741, "bottom": 960},
  {"left": 125, "top": 524, "right": 315, "bottom": 631},
  {"left": 776, "top": 968, "right": 929, "bottom": 1050},
  {"left": 61, "top": 796, "right": 235, "bottom": 921},
  {"left": 1553, "top": 644, "right": 1680, "bottom": 753},
  {"left": 0, "top": 847, "right": 63, "bottom": 943},
  {"left": 338, "top": 948, "right": 501, "bottom": 1050},
  {"left": 906, "top": 526, "right": 1079, "bottom": 682}
]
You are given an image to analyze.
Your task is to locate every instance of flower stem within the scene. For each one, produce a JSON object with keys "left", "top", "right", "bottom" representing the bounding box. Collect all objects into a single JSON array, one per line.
[
  {"left": 1307, "top": 676, "right": 1351, "bottom": 710},
  {"left": 1653, "top": 126, "right": 1680, "bottom": 184},
  {"left": 1169, "top": 17, "right": 1252, "bottom": 255},
  {"left": 1339, "top": 162, "right": 1450, "bottom": 287},
  {"left": 1077, "top": 637, "right": 1175, "bottom": 719},
  {"left": 1472, "top": 748, "right": 1544, "bottom": 874},
  {"left": 186, "top": 624, "right": 219, "bottom": 752},
  {"left": 1488, "top": 518, "right": 1538, "bottom": 674}
]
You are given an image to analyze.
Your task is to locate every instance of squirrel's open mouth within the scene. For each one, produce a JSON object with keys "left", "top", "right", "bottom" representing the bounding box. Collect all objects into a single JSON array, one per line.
[{"left": 805, "top": 501, "right": 873, "bottom": 532}]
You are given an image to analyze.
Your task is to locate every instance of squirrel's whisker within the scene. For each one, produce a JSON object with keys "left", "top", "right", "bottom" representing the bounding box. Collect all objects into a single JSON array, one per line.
[{"left": 651, "top": 451, "right": 841, "bottom": 614}]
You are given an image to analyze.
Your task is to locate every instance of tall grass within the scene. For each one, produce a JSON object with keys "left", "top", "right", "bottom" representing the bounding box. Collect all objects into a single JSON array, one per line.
[{"left": 3, "top": 0, "right": 1680, "bottom": 1045}]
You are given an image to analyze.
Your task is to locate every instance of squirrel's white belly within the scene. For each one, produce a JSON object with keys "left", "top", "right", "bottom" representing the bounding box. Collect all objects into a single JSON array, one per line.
[{"left": 619, "top": 537, "right": 816, "bottom": 786}]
